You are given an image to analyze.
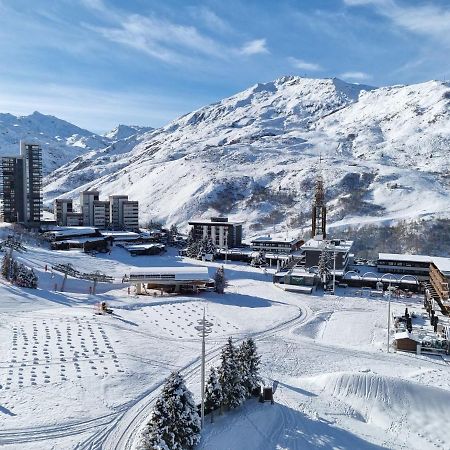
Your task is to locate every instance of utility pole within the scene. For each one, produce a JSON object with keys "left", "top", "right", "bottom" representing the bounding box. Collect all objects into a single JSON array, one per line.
[
  {"left": 332, "top": 249, "right": 337, "bottom": 295},
  {"left": 387, "top": 280, "right": 392, "bottom": 353},
  {"left": 194, "top": 309, "right": 213, "bottom": 428}
]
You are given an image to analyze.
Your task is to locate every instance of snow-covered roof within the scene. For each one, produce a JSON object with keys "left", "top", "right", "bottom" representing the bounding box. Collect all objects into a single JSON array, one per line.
[
  {"left": 432, "top": 257, "right": 450, "bottom": 275},
  {"left": 100, "top": 231, "right": 140, "bottom": 240},
  {"left": 188, "top": 218, "right": 243, "bottom": 226},
  {"left": 302, "top": 238, "right": 353, "bottom": 252},
  {"left": 378, "top": 253, "right": 432, "bottom": 263},
  {"left": 47, "top": 227, "right": 98, "bottom": 238},
  {"left": 125, "top": 244, "right": 164, "bottom": 250},
  {"left": 128, "top": 266, "right": 210, "bottom": 281},
  {"left": 251, "top": 236, "right": 301, "bottom": 244},
  {"left": 57, "top": 237, "right": 106, "bottom": 244}
]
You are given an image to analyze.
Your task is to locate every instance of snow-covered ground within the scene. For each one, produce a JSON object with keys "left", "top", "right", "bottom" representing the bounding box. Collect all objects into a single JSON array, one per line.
[{"left": 0, "top": 226, "right": 449, "bottom": 450}]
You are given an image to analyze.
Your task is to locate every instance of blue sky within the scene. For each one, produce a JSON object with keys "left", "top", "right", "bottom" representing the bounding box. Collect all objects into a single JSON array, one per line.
[{"left": 0, "top": 0, "right": 449, "bottom": 133}]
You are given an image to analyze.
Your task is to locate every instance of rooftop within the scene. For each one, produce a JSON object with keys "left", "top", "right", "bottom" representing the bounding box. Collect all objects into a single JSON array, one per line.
[
  {"left": 189, "top": 217, "right": 243, "bottom": 226},
  {"left": 251, "top": 235, "right": 301, "bottom": 244},
  {"left": 378, "top": 253, "right": 432, "bottom": 263},
  {"left": 302, "top": 238, "right": 354, "bottom": 252}
]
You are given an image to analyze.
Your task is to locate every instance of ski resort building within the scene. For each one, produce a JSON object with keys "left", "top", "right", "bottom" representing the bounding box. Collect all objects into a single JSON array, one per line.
[
  {"left": 109, "top": 195, "right": 139, "bottom": 230},
  {"left": 0, "top": 141, "right": 42, "bottom": 224},
  {"left": 251, "top": 236, "right": 303, "bottom": 254},
  {"left": 188, "top": 217, "right": 243, "bottom": 248},
  {"left": 302, "top": 238, "right": 354, "bottom": 274},
  {"left": 377, "top": 253, "right": 432, "bottom": 280},
  {"left": 124, "top": 266, "right": 212, "bottom": 294},
  {"left": 54, "top": 199, "right": 73, "bottom": 226}
]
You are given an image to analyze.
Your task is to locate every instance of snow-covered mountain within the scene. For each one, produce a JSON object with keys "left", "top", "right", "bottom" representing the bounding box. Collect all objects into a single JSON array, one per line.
[
  {"left": 0, "top": 111, "right": 111, "bottom": 174},
  {"left": 103, "top": 124, "right": 154, "bottom": 141},
  {"left": 0, "top": 112, "right": 154, "bottom": 174},
  {"left": 43, "top": 76, "right": 450, "bottom": 238}
]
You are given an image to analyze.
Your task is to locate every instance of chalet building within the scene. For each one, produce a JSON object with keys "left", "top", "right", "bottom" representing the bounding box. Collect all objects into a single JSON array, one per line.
[
  {"left": 188, "top": 217, "right": 243, "bottom": 248},
  {"left": 377, "top": 253, "right": 432, "bottom": 280},
  {"left": 0, "top": 141, "right": 42, "bottom": 224},
  {"left": 302, "top": 238, "right": 353, "bottom": 274},
  {"left": 251, "top": 236, "right": 303, "bottom": 254}
]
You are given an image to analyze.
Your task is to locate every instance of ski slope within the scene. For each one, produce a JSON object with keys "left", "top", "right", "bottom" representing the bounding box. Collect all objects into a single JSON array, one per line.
[{"left": 0, "top": 225, "right": 449, "bottom": 449}]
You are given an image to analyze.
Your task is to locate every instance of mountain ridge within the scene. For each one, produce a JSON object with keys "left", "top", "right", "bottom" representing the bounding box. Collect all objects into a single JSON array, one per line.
[{"left": 41, "top": 76, "right": 450, "bottom": 238}]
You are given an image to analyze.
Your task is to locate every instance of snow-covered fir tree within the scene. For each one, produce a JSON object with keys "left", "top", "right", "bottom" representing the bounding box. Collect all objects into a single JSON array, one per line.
[
  {"left": 238, "top": 338, "right": 261, "bottom": 397},
  {"left": 218, "top": 337, "right": 246, "bottom": 409},
  {"left": 14, "top": 264, "right": 38, "bottom": 288},
  {"left": 204, "top": 367, "right": 223, "bottom": 422},
  {"left": 318, "top": 246, "right": 332, "bottom": 288},
  {"left": 201, "top": 237, "right": 216, "bottom": 256},
  {"left": 1, "top": 251, "right": 11, "bottom": 279},
  {"left": 141, "top": 371, "right": 200, "bottom": 450},
  {"left": 214, "top": 266, "right": 225, "bottom": 294},
  {"left": 250, "top": 251, "right": 266, "bottom": 267}
]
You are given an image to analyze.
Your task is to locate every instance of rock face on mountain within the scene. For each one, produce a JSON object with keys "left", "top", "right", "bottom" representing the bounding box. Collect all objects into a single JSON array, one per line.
[{"left": 43, "top": 76, "right": 450, "bottom": 237}]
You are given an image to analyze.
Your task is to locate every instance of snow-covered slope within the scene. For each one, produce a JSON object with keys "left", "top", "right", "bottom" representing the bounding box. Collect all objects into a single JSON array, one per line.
[
  {"left": 0, "top": 112, "right": 155, "bottom": 175},
  {"left": 103, "top": 124, "right": 154, "bottom": 141},
  {"left": 0, "top": 111, "right": 112, "bottom": 174},
  {"left": 43, "top": 76, "right": 450, "bottom": 236}
]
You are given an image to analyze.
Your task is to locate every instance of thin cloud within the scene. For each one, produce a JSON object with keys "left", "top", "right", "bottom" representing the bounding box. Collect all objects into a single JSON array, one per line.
[
  {"left": 288, "top": 57, "right": 323, "bottom": 72},
  {"left": 191, "top": 7, "right": 231, "bottom": 33},
  {"left": 340, "top": 71, "right": 372, "bottom": 81},
  {"left": 344, "top": 0, "right": 450, "bottom": 46},
  {"left": 239, "top": 39, "right": 269, "bottom": 55}
]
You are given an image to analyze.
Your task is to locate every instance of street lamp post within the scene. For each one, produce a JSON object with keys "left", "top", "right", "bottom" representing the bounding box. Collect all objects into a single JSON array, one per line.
[{"left": 194, "top": 309, "right": 213, "bottom": 428}]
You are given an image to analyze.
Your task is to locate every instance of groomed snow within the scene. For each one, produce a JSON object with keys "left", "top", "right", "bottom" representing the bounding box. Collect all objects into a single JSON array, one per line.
[{"left": 0, "top": 225, "right": 449, "bottom": 450}]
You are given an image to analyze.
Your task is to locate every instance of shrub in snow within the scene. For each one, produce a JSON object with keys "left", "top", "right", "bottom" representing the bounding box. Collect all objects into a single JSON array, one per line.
[
  {"left": 204, "top": 367, "right": 223, "bottom": 422},
  {"left": 141, "top": 372, "right": 200, "bottom": 450},
  {"left": 214, "top": 266, "right": 225, "bottom": 294},
  {"left": 14, "top": 263, "right": 38, "bottom": 288},
  {"left": 219, "top": 337, "right": 246, "bottom": 409},
  {"left": 238, "top": 338, "right": 261, "bottom": 397}
]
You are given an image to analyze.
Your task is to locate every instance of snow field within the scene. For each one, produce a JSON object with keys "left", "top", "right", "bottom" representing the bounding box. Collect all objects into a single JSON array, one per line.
[{"left": 0, "top": 313, "right": 121, "bottom": 393}]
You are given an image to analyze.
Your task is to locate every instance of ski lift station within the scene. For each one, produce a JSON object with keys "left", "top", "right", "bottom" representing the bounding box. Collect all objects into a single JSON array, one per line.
[{"left": 123, "top": 266, "right": 213, "bottom": 294}]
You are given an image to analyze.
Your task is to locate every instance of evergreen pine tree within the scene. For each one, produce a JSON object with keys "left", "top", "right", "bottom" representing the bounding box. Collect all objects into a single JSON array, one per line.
[
  {"left": 218, "top": 337, "right": 246, "bottom": 409},
  {"left": 204, "top": 367, "right": 223, "bottom": 422},
  {"left": 141, "top": 372, "right": 200, "bottom": 450},
  {"left": 214, "top": 266, "right": 225, "bottom": 294},
  {"left": 1, "top": 252, "right": 11, "bottom": 280},
  {"left": 238, "top": 339, "right": 261, "bottom": 397}
]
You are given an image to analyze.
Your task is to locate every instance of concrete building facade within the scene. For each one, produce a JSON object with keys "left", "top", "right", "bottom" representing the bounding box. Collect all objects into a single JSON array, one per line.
[
  {"left": 188, "top": 217, "right": 243, "bottom": 248},
  {"left": 0, "top": 141, "right": 42, "bottom": 224}
]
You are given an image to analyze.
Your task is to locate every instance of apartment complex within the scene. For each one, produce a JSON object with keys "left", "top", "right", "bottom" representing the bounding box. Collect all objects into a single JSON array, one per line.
[
  {"left": 188, "top": 217, "right": 243, "bottom": 248},
  {"left": 54, "top": 190, "right": 138, "bottom": 230},
  {"left": 0, "top": 141, "right": 42, "bottom": 224}
]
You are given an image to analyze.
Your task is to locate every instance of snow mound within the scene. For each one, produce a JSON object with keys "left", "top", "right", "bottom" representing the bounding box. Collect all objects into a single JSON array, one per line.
[{"left": 308, "top": 371, "right": 450, "bottom": 436}]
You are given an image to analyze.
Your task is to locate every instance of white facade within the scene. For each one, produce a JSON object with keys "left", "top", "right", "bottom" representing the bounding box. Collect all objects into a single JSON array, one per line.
[
  {"left": 109, "top": 195, "right": 139, "bottom": 230},
  {"left": 80, "top": 190, "right": 99, "bottom": 226}
]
